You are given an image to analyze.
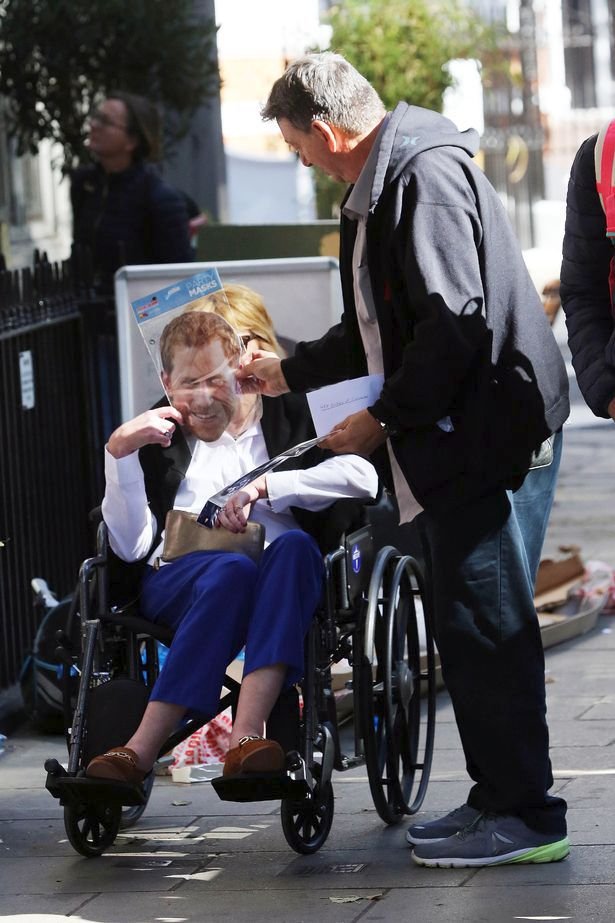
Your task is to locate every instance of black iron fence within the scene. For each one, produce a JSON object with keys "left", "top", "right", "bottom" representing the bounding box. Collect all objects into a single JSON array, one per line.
[
  {"left": 482, "top": 122, "right": 545, "bottom": 251},
  {"left": 0, "top": 253, "right": 107, "bottom": 692}
]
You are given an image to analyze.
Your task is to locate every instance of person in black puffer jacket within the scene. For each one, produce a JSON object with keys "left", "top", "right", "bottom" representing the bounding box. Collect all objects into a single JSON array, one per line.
[
  {"left": 561, "top": 132, "right": 615, "bottom": 421},
  {"left": 71, "top": 91, "right": 193, "bottom": 295}
]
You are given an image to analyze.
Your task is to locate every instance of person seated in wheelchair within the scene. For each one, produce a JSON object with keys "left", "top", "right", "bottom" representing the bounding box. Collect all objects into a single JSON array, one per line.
[{"left": 86, "top": 285, "right": 378, "bottom": 785}]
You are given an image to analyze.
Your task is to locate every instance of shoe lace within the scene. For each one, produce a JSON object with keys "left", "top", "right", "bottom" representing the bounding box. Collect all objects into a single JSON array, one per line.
[
  {"left": 456, "top": 811, "right": 497, "bottom": 840},
  {"left": 450, "top": 804, "right": 471, "bottom": 818}
]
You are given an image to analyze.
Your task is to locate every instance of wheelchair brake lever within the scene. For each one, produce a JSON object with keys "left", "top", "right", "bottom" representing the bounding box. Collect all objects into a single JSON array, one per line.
[
  {"left": 320, "top": 723, "right": 335, "bottom": 787},
  {"left": 286, "top": 752, "right": 315, "bottom": 791}
]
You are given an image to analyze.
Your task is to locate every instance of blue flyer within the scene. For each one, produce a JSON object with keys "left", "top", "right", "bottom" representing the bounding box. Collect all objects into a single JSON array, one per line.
[{"left": 131, "top": 268, "right": 226, "bottom": 376}]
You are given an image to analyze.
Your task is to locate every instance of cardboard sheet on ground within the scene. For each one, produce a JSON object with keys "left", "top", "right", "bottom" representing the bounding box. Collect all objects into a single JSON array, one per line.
[{"left": 534, "top": 551, "right": 585, "bottom": 609}]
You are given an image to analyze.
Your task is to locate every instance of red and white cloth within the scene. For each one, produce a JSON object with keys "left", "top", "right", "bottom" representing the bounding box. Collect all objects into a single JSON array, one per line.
[{"left": 171, "top": 707, "right": 233, "bottom": 768}]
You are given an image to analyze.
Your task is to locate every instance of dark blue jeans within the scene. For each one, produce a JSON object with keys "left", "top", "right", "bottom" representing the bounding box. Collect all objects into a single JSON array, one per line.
[{"left": 417, "top": 431, "right": 567, "bottom": 836}]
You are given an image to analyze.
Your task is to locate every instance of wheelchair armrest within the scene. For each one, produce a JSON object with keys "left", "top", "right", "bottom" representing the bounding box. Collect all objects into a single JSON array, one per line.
[
  {"left": 100, "top": 607, "right": 174, "bottom": 646},
  {"left": 88, "top": 505, "right": 103, "bottom": 526},
  {"left": 361, "top": 485, "right": 397, "bottom": 534},
  {"left": 364, "top": 486, "right": 424, "bottom": 563},
  {"left": 81, "top": 513, "right": 149, "bottom": 612}
]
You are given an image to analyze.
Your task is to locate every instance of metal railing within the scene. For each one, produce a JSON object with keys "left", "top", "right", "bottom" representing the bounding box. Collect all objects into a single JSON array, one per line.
[{"left": 0, "top": 254, "right": 98, "bottom": 691}]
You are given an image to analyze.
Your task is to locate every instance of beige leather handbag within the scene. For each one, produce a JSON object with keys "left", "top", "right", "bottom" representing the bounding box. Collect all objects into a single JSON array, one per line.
[{"left": 161, "top": 510, "right": 265, "bottom": 564}]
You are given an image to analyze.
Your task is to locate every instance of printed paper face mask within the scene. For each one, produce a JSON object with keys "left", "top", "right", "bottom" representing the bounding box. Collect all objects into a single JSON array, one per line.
[
  {"left": 160, "top": 308, "right": 261, "bottom": 442},
  {"left": 163, "top": 337, "right": 241, "bottom": 442},
  {"left": 132, "top": 270, "right": 262, "bottom": 442}
]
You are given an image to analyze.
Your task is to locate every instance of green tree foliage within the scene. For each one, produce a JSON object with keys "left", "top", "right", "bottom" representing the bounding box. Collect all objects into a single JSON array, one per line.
[
  {"left": 0, "top": 0, "right": 219, "bottom": 168},
  {"left": 315, "top": 0, "right": 497, "bottom": 216}
]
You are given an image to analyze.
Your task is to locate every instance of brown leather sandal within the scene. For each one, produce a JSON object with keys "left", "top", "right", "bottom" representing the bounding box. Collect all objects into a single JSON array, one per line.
[{"left": 86, "top": 747, "right": 147, "bottom": 784}]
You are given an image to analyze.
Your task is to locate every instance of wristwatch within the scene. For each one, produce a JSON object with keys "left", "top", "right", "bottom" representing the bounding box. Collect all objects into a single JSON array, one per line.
[{"left": 368, "top": 408, "right": 399, "bottom": 438}]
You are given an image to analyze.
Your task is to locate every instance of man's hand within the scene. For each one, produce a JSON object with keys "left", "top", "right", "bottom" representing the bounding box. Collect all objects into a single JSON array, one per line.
[
  {"left": 216, "top": 476, "right": 268, "bottom": 532},
  {"left": 236, "top": 350, "right": 290, "bottom": 397},
  {"left": 107, "top": 406, "right": 184, "bottom": 459},
  {"left": 608, "top": 397, "right": 615, "bottom": 422},
  {"left": 320, "top": 409, "right": 388, "bottom": 456}
]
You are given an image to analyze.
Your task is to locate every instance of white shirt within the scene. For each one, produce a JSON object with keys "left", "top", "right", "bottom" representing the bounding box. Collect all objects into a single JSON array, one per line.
[
  {"left": 343, "top": 117, "right": 423, "bottom": 524},
  {"left": 102, "top": 422, "right": 379, "bottom": 564}
]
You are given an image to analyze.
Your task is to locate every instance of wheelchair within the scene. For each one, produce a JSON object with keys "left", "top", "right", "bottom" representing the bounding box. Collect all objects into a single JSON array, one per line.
[{"left": 44, "top": 500, "right": 437, "bottom": 858}]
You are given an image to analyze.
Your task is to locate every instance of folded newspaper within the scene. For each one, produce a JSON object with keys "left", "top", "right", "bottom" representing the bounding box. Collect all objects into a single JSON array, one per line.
[{"left": 197, "top": 434, "right": 328, "bottom": 527}]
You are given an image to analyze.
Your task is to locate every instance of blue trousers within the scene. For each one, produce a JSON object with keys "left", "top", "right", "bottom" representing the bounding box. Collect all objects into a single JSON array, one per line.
[
  {"left": 417, "top": 431, "right": 567, "bottom": 836},
  {"left": 139, "top": 530, "right": 324, "bottom": 718}
]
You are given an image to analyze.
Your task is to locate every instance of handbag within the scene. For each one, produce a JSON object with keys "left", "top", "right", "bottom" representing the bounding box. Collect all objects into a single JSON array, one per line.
[{"left": 160, "top": 509, "right": 265, "bottom": 564}]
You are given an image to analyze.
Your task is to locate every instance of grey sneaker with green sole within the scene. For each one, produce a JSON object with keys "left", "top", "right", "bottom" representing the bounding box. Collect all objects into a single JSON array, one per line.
[
  {"left": 406, "top": 803, "right": 481, "bottom": 845},
  {"left": 411, "top": 812, "right": 570, "bottom": 868}
]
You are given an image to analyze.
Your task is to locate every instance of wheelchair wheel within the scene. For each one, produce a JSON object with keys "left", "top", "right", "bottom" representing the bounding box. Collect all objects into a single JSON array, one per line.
[
  {"left": 120, "top": 770, "right": 155, "bottom": 829},
  {"left": 280, "top": 768, "right": 334, "bottom": 855},
  {"left": 359, "top": 548, "right": 436, "bottom": 824},
  {"left": 383, "top": 554, "right": 436, "bottom": 815},
  {"left": 63, "top": 801, "right": 122, "bottom": 857}
]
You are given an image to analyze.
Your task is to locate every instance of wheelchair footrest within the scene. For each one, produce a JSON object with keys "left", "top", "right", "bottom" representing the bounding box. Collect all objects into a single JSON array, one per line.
[
  {"left": 45, "top": 771, "right": 148, "bottom": 808},
  {"left": 211, "top": 771, "right": 310, "bottom": 803}
]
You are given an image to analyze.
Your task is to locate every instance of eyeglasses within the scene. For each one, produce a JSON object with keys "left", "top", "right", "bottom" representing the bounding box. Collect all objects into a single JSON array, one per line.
[
  {"left": 88, "top": 109, "right": 129, "bottom": 132},
  {"left": 239, "top": 333, "right": 257, "bottom": 349}
]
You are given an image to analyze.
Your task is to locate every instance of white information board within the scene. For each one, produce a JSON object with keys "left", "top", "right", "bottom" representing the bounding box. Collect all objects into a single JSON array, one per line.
[{"left": 114, "top": 257, "right": 343, "bottom": 421}]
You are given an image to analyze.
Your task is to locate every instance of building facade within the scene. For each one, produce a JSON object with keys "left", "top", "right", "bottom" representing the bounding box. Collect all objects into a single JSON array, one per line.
[{"left": 1, "top": 0, "right": 615, "bottom": 268}]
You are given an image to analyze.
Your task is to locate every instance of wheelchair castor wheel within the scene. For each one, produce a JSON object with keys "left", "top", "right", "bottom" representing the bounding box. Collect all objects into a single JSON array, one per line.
[
  {"left": 120, "top": 770, "right": 155, "bottom": 830},
  {"left": 280, "top": 765, "right": 334, "bottom": 855},
  {"left": 63, "top": 801, "right": 122, "bottom": 857}
]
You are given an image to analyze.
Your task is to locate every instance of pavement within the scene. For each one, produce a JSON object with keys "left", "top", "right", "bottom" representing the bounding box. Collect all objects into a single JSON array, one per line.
[{"left": 2, "top": 349, "right": 615, "bottom": 921}]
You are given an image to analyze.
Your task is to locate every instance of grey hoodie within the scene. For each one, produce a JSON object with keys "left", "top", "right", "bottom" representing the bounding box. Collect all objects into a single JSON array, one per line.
[{"left": 284, "top": 103, "right": 569, "bottom": 512}]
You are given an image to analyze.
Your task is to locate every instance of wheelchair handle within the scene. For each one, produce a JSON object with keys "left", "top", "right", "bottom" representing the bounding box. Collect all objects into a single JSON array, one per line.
[{"left": 78, "top": 521, "right": 109, "bottom": 622}]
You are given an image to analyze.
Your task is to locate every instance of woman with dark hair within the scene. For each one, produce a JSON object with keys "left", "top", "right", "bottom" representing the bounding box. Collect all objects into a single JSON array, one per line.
[{"left": 71, "top": 91, "right": 193, "bottom": 294}]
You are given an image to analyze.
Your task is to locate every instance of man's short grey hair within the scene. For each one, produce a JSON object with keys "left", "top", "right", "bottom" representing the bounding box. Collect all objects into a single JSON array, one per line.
[{"left": 261, "top": 52, "right": 385, "bottom": 136}]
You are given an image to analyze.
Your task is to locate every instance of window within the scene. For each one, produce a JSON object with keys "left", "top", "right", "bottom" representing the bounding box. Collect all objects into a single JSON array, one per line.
[{"left": 562, "top": 0, "right": 597, "bottom": 108}]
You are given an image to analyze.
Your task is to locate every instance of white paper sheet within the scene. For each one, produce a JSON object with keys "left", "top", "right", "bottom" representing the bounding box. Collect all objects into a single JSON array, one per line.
[{"left": 306, "top": 374, "right": 385, "bottom": 437}]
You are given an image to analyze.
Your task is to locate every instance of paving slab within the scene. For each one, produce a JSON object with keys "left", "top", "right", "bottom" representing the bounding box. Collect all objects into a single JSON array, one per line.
[
  {"left": 0, "top": 854, "right": 204, "bottom": 895},
  {"left": 546, "top": 717, "right": 615, "bottom": 747},
  {"left": 549, "top": 746, "right": 615, "bottom": 771},
  {"left": 0, "top": 895, "right": 93, "bottom": 919},
  {"left": 0, "top": 818, "right": 77, "bottom": 858},
  {"left": 363, "top": 882, "right": 615, "bottom": 923},
  {"left": 565, "top": 805, "right": 615, "bottom": 845},
  {"left": 76, "top": 888, "right": 393, "bottom": 923}
]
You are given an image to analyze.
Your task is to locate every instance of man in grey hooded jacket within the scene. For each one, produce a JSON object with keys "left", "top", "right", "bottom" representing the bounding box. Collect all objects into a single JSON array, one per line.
[{"left": 239, "top": 52, "right": 570, "bottom": 868}]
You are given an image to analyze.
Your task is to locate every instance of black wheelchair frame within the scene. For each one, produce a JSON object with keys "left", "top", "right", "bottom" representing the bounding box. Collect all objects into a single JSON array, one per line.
[{"left": 45, "top": 515, "right": 437, "bottom": 858}]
